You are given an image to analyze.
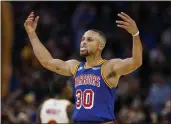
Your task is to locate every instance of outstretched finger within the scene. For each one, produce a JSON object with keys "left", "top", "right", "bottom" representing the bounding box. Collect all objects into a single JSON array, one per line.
[
  {"left": 27, "top": 16, "right": 34, "bottom": 21},
  {"left": 30, "top": 11, "right": 34, "bottom": 15},
  {"left": 121, "top": 12, "right": 131, "bottom": 20},
  {"left": 116, "top": 20, "right": 129, "bottom": 26},
  {"left": 28, "top": 12, "right": 34, "bottom": 17},
  {"left": 117, "top": 24, "right": 128, "bottom": 30},
  {"left": 28, "top": 14, "right": 34, "bottom": 18},
  {"left": 118, "top": 13, "right": 129, "bottom": 22},
  {"left": 27, "top": 17, "right": 34, "bottom": 21},
  {"left": 34, "top": 16, "right": 39, "bottom": 24}
]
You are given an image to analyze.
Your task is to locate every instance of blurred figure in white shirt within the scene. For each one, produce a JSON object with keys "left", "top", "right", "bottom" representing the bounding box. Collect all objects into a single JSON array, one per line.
[{"left": 36, "top": 77, "right": 74, "bottom": 124}]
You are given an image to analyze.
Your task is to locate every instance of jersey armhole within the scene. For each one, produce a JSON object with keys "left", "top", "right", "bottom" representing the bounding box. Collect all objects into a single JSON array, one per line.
[
  {"left": 73, "top": 62, "right": 81, "bottom": 77},
  {"left": 101, "top": 61, "right": 113, "bottom": 88}
]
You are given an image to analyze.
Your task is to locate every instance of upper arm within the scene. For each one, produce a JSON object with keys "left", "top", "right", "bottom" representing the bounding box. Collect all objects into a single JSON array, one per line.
[
  {"left": 43, "top": 59, "right": 80, "bottom": 77},
  {"left": 111, "top": 58, "right": 142, "bottom": 76}
]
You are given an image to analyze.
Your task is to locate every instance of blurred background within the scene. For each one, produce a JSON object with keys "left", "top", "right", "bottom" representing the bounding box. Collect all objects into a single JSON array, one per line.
[{"left": 1, "top": 1, "right": 171, "bottom": 124}]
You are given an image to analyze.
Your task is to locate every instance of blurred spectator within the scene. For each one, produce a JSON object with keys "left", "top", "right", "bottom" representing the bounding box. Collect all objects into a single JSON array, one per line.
[
  {"left": 145, "top": 73, "right": 171, "bottom": 114},
  {"left": 118, "top": 99, "right": 145, "bottom": 123},
  {"left": 36, "top": 77, "right": 74, "bottom": 123},
  {"left": 72, "top": 2, "right": 97, "bottom": 50},
  {"left": 161, "top": 100, "right": 171, "bottom": 123}
]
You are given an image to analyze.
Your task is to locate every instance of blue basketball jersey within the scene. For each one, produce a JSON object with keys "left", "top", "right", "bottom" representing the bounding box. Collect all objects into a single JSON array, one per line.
[{"left": 72, "top": 60, "right": 116, "bottom": 123}]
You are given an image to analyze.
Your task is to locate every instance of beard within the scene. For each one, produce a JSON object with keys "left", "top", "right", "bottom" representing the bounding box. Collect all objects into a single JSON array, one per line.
[{"left": 80, "top": 49, "right": 89, "bottom": 57}]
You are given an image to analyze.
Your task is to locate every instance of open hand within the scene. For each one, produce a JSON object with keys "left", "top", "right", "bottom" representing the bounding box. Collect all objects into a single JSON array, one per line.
[
  {"left": 116, "top": 12, "right": 139, "bottom": 35},
  {"left": 24, "top": 12, "right": 39, "bottom": 34}
]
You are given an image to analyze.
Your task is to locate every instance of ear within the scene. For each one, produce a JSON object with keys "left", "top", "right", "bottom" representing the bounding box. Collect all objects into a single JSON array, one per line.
[{"left": 99, "top": 44, "right": 104, "bottom": 51}]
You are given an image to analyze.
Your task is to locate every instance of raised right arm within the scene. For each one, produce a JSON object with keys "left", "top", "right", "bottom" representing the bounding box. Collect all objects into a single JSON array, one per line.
[
  {"left": 28, "top": 32, "right": 79, "bottom": 76},
  {"left": 24, "top": 12, "right": 80, "bottom": 76}
]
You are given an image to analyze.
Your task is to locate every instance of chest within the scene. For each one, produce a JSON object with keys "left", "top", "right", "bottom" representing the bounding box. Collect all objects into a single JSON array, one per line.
[
  {"left": 75, "top": 68, "right": 102, "bottom": 89},
  {"left": 102, "top": 63, "right": 120, "bottom": 88}
]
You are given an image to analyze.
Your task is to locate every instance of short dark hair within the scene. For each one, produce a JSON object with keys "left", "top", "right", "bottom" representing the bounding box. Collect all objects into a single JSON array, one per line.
[
  {"left": 49, "top": 77, "right": 69, "bottom": 97},
  {"left": 89, "top": 29, "right": 106, "bottom": 44}
]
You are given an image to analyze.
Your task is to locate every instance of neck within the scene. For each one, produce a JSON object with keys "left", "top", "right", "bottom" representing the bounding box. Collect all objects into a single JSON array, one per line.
[{"left": 85, "top": 54, "right": 103, "bottom": 68}]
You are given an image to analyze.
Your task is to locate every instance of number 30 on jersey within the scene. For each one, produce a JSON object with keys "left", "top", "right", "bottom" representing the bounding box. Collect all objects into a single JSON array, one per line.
[{"left": 76, "top": 89, "right": 94, "bottom": 109}]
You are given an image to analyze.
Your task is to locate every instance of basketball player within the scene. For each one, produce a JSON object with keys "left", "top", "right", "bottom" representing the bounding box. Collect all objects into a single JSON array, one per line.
[
  {"left": 24, "top": 11, "right": 142, "bottom": 123},
  {"left": 36, "top": 77, "right": 74, "bottom": 124}
]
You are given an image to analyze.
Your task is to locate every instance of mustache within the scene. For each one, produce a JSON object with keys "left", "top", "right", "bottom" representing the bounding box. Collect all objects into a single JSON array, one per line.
[
  {"left": 80, "top": 46, "right": 87, "bottom": 48},
  {"left": 80, "top": 44, "right": 87, "bottom": 48}
]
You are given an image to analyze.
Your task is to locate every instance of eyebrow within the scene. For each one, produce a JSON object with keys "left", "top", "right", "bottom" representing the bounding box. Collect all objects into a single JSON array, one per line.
[
  {"left": 83, "top": 36, "right": 92, "bottom": 38},
  {"left": 82, "top": 36, "right": 93, "bottom": 39}
]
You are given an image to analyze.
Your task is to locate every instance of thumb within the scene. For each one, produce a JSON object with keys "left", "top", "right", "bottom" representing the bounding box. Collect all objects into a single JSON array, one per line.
[{"left": 34, "top": 16, "right": 39, "bottom": 24}]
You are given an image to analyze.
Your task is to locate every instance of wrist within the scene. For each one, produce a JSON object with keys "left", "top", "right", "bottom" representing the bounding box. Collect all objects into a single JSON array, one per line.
[
  {"left": 28, "top": 31, "right": 37, "bottom": 40},
  {"left": 132, "top": 31, "right": 139, "bottom": 37},
  {"left": 27, "top": 31, "right": 36, "bottom": 35}
]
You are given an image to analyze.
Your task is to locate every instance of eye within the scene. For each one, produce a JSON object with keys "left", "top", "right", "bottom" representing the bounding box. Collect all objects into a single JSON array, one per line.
[{"left": 87, "top": 37, "right": 93, "bottom": 42}]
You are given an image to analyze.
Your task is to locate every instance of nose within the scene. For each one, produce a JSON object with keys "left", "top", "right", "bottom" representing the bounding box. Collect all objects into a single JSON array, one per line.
[{"left": 81, "top": 41, "right": 87, "bottom": 45}]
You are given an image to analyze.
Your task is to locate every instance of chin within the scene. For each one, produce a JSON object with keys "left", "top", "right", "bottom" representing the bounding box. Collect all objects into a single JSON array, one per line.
[
  {"left": 80, "top": 50, "right": 89, "bottom": 57},
  {"left": 80, "top": 52, "right": 89, "bottom": 57},
  {"left": 80, "top": 53, "right": 88, "bottom": 57}
]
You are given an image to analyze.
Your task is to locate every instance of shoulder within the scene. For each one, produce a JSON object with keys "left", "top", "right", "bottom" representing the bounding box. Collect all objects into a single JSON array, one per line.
[
  {"left": 66, "top": 59, "right": 81, "bottom": 76},
  {"left": 108, "top": 58, "right": 123, "bottom": 63},
  {"left": 66, "top": 59, "right": 81, "bottom": 68},
  {"left": 102, "top": 58, "right": 124, "bottom": 76},
  {"left": 66, "top": 59, "right": 80, "bottom": 66},
  {"left": 103, "top": 59, "right": 123, "bottom": 67}
]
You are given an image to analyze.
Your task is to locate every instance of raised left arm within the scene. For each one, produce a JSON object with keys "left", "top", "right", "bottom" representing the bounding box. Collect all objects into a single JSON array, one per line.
[{"left": 112, "top": 12, "right": 142, "bottom": 76}]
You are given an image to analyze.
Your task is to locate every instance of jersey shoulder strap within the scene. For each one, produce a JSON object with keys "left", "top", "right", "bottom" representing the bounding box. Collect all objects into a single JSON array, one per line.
[
  {"left": 73, "top": 61, "right": 85, "bottom": 77},
  {"left": 73, "top": 62, "right": 82, "bottom": 77}
]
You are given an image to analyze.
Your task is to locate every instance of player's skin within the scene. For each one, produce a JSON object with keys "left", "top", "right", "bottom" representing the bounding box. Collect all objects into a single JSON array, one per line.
[{"left": 24, "top": 11, "right": 142, "bottom": 88}]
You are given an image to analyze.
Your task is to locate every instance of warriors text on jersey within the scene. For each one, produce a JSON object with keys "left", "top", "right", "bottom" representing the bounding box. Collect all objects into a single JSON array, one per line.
[{"left": 73, "top": 60, "right": 117, "bottom": 123}]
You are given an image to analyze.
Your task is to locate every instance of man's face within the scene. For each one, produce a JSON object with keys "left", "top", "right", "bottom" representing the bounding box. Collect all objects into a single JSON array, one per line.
[{"left": 80, "top": 30, "right": 103, "bottom": 57}]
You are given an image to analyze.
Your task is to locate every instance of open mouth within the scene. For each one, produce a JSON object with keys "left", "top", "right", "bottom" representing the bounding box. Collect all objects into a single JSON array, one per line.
[
  {"left": 80, "top": 46, "right": 87, "bottom": 51},
  {"left": 80, "top": 47, "right": 86, "bottom": 51}
]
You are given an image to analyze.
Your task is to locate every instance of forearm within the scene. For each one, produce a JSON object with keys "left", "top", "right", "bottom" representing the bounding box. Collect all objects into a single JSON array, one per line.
[
  {"left": 27, "top": 31, "right": 53, "bottom": 65},
  {"left": 26, "top": 31, "right": 76, "bottom": 76},
  {"left": 132, "top": 35, "right": 142, "bottom": 65}
]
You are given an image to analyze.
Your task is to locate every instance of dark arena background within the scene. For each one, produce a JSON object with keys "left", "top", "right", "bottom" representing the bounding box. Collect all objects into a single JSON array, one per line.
[{"left": 1, "top": 1, "right": 171, "bottom": 124}]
